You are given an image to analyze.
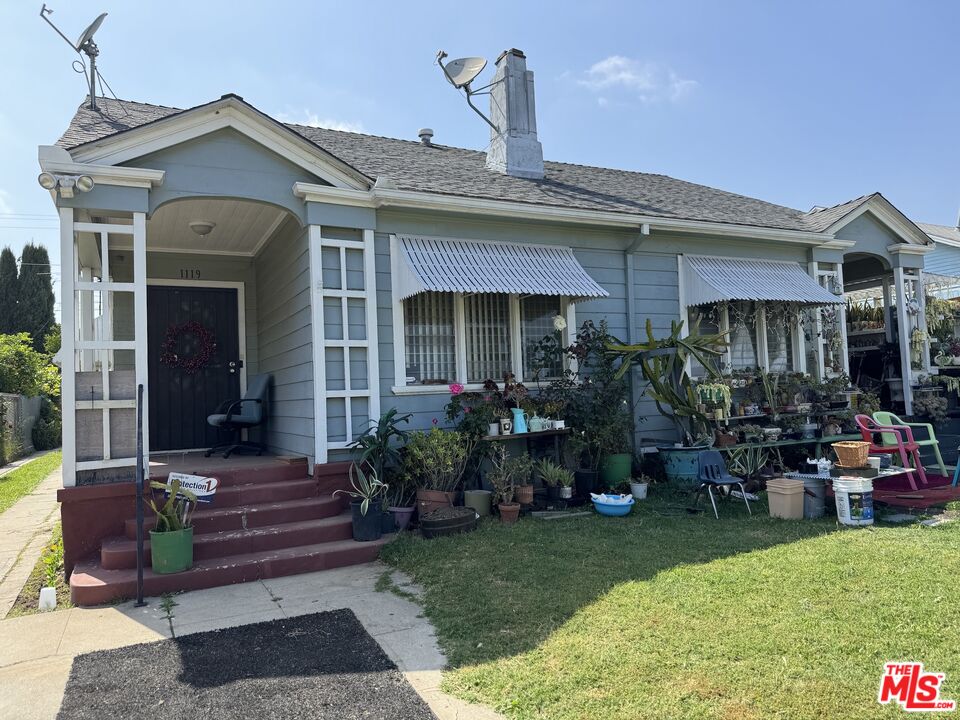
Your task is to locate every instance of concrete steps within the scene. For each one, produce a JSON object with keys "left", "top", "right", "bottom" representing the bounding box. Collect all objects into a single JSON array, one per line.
[
  {"left": 69, "top": 460, "right": 387, "bottom": 607},
  {"left": 70, "top": 537, "right": 390, "bottom": 606}
]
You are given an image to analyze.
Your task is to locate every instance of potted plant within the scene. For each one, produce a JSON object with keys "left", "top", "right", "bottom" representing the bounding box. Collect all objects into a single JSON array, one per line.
[
  {"left": 334, "top": 463, "right": 388, "bottom": 542},
  {"left": 419, "top": 506, "right": 480, "bottom": 539},
  {"left": 629, "top": 474, "right": 652, "bottom": 500},
  {"left": 607, "top": 319, "right": 727, "bottom": 489},
  {"left": 536, "top": 458, "right": 575, "bottom": 500},
  {"left": 351, "top": 407, "right": 411, "bottom": 533},
  {"left": 487, "top": 445, "right": 531, "bottom": 524},
  {"left": 147, "top": 477, "right": 199, "bottom": 574},
  {"left": 404, "top": 428, "right": 472, "bottom": 514},
  {"left": 385, "top": 480, "right": 416, "bottom": 531},
  {"left": 512, "top": 451, "right": 535, "bottom": 504}
]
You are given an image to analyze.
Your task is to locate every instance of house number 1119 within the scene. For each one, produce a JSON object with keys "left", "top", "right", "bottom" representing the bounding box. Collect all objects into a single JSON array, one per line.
[{"left": 179, "top": 269, "right": 201, "bottom": 279}]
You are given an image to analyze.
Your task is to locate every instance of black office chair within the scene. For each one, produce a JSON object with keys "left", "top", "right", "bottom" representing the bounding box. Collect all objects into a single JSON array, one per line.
[
  {"left": 692, "top": 449, "right": 752, "bottom": 519},
  {"left": 205, "top": 374, "right": 271, "bottom": 458}
]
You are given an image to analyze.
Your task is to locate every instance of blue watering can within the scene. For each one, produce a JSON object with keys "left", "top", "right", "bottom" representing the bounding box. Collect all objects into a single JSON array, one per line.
[{"left": 510, "top": 407, "right": 529, "bottom": 434}]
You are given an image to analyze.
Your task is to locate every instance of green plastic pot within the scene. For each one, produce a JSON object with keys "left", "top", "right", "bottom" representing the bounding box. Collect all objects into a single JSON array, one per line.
[
  {"left": 149, "top": 527, "right": 194, "bottom": 574},
  {"left": 600, "top": 453, "right": 633, "bottom": 487}
]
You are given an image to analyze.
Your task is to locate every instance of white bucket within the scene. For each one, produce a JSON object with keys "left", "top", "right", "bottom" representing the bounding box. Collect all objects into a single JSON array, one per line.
[
  {"left": 833, "top": 477, "right": 874, "bottom": 526},
  {"left": 38, "top": 586, "right": 57, "bottom": 611}
]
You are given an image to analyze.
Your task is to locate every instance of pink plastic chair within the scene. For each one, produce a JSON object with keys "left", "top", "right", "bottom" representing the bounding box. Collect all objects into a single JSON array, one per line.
[{"left": 854, "top": 414, "right": 927, "bottom": 490}]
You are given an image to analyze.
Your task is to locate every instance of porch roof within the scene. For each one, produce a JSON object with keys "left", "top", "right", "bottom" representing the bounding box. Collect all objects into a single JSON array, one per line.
[
  {"left": 683, "top": 255, "right": 843, "bottom": 307},
  {"left": 394, "top": 235, "right": 609, "bottom": 300}
]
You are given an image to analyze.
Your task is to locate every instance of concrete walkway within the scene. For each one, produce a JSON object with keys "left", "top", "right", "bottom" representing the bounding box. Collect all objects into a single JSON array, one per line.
[
  {"left": 0, "top": 561, "right": 503, "bottom": 720},
  {"left": 0, "top": 464, "right": 62, "bottom": 617}
]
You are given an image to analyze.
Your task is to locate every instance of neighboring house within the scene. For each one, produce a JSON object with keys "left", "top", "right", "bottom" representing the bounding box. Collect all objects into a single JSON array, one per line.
[
  {"left": 919, "top": 221, "right": 960, "bottom": 278},
  {"left": 41, "top": 48, "right": 936, "bottom": 491}
]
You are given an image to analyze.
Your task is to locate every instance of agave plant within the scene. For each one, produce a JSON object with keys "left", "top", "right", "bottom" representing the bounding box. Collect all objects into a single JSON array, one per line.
[
  {"left": 606, "top": 319, "right": 727, "bottom": 446},
  {"left": 147, "top": 478, "right": 199, "bottom": 532},
  {"left": 334, "top": 463, "right": 388, "bottom": 516}
]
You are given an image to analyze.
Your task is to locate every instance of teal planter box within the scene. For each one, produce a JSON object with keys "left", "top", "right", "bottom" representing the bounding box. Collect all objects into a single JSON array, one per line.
[{"left": 658, "top": 447, "right": 704, "bottom": 490}]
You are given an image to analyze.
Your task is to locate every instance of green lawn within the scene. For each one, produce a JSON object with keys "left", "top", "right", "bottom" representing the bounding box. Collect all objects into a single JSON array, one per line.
[
  {"left": 381, "top": 495, "right": 960, "bottom": 719},
  {"left": 0, "top": 450, "right": 62, "bottom": 514}
]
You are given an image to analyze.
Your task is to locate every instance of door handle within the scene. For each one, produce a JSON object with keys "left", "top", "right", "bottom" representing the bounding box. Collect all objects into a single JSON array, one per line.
[{"left": 228, "top": 360, "right": 244, "bottom": 374}]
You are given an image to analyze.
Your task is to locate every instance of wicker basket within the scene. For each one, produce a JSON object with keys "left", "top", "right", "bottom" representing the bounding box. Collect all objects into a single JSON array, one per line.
[{"left": 832, "top": 441, "right": 871, "bottom": 468}]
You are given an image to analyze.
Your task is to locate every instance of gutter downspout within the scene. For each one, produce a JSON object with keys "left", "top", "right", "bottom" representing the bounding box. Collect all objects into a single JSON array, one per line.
[{"left": 626, "top": 224, "right": 650, "bottom": 449}]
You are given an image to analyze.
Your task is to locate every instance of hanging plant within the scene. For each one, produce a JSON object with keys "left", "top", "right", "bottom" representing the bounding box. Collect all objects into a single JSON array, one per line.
[{"left": 159, "top": 321, "right": 217, "bottom": 374}]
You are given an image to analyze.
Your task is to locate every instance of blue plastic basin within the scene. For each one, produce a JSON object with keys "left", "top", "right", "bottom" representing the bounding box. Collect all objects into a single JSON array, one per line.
[{"left": 592, "top": 494, "right": 634, "bottom": 517}]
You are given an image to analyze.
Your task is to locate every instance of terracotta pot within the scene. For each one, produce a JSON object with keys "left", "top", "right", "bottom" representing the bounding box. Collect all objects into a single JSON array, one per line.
[
  {"left": 515, "top": 484, "right": 534, "bottom": 505},
  {"left": 498, "top": 502, "right": 520, "bottom": 524},
  {"left": 416, "top": 488, "right": 455, "bottom": 516}
]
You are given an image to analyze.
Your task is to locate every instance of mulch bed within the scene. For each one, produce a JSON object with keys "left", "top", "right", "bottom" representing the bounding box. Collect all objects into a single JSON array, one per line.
[{"left": 56, "top": 609, "right": 436, "bottom": 720}]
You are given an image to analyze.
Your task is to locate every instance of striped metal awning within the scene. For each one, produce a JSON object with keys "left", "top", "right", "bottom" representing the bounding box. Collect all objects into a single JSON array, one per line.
[
  {"left": 683, "top": 255, "right": 843, "bottom": 307},
  {"left": 394, "top": 235, "right": 609, "bottom": 301}
]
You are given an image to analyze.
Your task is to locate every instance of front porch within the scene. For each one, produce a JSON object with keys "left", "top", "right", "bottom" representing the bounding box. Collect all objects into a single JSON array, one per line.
[{"left": 61, "top": 451, "right": 381, "bottom": 606}]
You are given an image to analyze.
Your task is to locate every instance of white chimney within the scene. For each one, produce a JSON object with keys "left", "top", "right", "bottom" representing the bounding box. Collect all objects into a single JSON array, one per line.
[{"left": 485, "top": 49, "right": 544, "bottom": 179}]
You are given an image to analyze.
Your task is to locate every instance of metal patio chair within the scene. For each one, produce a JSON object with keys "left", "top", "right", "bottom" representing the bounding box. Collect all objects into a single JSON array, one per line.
[{"left": 692, "top": 450, "right": 752, "bottom": 519}]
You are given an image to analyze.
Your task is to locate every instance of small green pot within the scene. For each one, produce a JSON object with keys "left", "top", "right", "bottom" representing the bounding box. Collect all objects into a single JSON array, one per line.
[
  {"left": 149, "top": 527, "right": 194, "bottom": 574},
  {"left": 600, "top": 453, "right": 633, "bottom": 487}
]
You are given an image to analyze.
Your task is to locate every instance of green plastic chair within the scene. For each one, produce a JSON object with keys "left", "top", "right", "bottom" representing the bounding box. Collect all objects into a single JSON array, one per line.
[{"left": 873, "top": 411, "right": 947, "bottom": 476}]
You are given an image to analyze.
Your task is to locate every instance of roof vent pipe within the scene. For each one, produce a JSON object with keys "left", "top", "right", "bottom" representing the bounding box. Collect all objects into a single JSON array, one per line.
[{"left": 418, "top": 128, "right": 434, "bottom": 146}]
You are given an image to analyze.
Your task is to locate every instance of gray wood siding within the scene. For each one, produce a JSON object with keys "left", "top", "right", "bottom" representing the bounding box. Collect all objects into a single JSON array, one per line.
[
  {"left": 254, "top": 218, "right": 314, "bottom": 458},
  {"left": 925, "top": 244, "right": 960, "bottom": 277}
]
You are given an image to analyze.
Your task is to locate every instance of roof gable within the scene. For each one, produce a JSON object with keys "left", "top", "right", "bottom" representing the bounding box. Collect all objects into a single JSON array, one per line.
[
  {"left": 64, "top": 95, "right": 371, "bottom": 190},
  {"left": 805, "top": 193, "right": 931, "bottom": 247}
]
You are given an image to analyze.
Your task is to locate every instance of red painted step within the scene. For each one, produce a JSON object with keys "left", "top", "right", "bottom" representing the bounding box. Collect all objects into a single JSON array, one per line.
[
  {"left": 196, "top": 478, "right": 318, "bottom": 509},
  {"left": 70, "top": 537, "right": 391, "bottom": 606},
  {"left": 125, "top": 495, "right": 344, "bottom": 538},
  {"left": 155, "top": 462, "right": 310, "bottom": 488},
  {"left": 102, "top": 514, "right": 354, "bottom": 569}
]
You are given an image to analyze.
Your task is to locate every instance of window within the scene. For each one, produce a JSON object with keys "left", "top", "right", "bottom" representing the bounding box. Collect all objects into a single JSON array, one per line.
[
  {"left": 521, "top": 295, "right": 564, "bottom": 380},
  {"left": 399, "top": 292, "right": 570, "bottom": 388},
  {"left": 729, "top": 301, "right": 760, "bottom": 370},
  {"left": 687, "top": 301, "right": 802, "bottom": 377},
  {"left": 465, "top": 294, "right": 511, "bottom": 383},
  {"left": 687, "top": 307, "right": 720, "bottom": 377},
  {"left": 404, "top": 292, "right": 456, "bottom": 384}
]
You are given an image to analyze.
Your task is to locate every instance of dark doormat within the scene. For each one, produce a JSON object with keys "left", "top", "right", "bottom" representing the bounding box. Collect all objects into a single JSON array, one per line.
[{"left": 57, "top": 609, "right": 437, "bottom": 720}]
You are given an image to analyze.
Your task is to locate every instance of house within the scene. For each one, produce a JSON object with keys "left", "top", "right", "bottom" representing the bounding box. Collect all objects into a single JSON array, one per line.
[{"left": 40, "top": 49, "right": 937, "bottom": 600}]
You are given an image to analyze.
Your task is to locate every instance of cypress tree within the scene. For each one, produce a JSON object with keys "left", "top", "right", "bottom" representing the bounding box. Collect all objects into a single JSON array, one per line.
[
  {"left": 17, "top": 244, "right": 55, "bottom": 350},
  {"left": 0, "top": 247, "right": 18, "bottom": 334}
]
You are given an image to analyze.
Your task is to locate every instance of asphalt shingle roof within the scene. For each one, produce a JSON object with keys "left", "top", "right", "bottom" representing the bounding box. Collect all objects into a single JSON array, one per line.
[
  {"left": 802, "top": 194, "right": 876, "bottom": 232},
  {"left": 918, "top": 222, "right": 960, "bottom": 245},
  {"left": 56, "top": 96, "right": 842, "bottom": 234}
]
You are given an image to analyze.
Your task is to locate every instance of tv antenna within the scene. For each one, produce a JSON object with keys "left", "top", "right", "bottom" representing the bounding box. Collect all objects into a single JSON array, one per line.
[
  {"left": 40, "top": 5, "right": 108, "bottom": 111},
  {"left": 436, "top": 51, "right": 499, "bottom": 132}
]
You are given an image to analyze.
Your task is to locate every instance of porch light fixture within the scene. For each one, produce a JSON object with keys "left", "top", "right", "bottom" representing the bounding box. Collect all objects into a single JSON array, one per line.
[
  {"left": 189, "top": 220, "right": 216, "bottom": 237},
  {"left": 37, "top": 172, "right": 95, "bottom": 199}
]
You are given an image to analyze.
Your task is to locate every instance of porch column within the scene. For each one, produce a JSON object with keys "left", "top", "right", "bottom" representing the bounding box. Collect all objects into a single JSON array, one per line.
[
  {"left": 59, "top": 208, "right": 77, "bottom": 485},
  {"left": 916, "top": 269, "right": 932, "bottom": 374},
  {"left": 835, "top": 263, "right": 850, "bottom": 375},
  {"left": 893, "top": 266, "right": 914, "bottom": 414}
]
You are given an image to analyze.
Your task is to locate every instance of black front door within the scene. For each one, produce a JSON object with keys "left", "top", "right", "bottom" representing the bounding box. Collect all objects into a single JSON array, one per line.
[{"left": 148, "top": 285, "right": 242, "bottom": 451}]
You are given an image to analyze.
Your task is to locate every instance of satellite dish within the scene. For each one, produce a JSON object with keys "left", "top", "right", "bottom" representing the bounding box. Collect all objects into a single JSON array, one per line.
[
  {"left": 75, "top": 12, "right": 107, "bottom": 50},
  {"left": 442, "top": 57, "right": 486, "bottom": 89}
]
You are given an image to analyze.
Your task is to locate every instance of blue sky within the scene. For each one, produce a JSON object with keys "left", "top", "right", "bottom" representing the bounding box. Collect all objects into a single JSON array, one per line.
[{"left": 2, "top": 0, "right": 958, "bottom": 310}]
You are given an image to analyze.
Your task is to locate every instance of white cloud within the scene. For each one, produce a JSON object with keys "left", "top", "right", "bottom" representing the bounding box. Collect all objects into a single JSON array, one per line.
[
  {"left": 275, "top": 110, "right": 364, "bottom": 133},
  {"left": 577, "top": 56, "right": 697, "bottom": 103}
]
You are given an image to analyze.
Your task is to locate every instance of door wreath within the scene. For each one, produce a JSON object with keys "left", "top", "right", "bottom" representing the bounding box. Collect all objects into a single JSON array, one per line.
[{"left": 159, "top": 321, "right": 217, "bottom": 373}]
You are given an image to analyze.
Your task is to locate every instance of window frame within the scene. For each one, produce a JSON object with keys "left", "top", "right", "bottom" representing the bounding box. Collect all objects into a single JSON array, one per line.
[
  {"left": 392, "top": 289, "right": 576, "bottom": 394},
  {"left": 686, "top": 301, "right": 806, "bottom": 379}
]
